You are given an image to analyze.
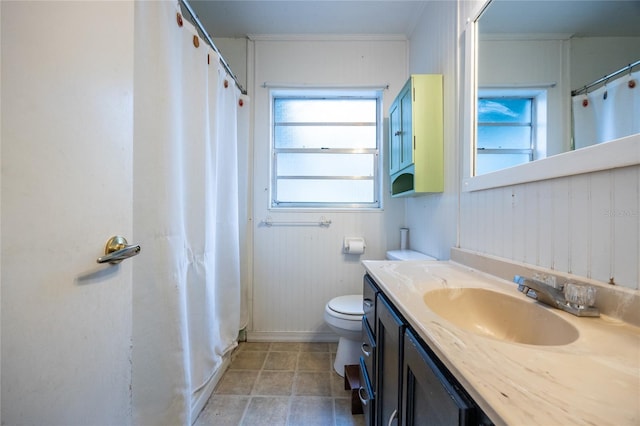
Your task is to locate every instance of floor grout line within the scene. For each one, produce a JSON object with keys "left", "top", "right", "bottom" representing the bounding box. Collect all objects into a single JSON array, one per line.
[{"left": 196, "top": 342, "right": 363, "bottom": 426}]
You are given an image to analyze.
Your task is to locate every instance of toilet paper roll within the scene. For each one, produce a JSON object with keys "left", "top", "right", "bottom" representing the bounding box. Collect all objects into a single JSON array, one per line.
[
  {"left": 346, "top": 240, "right": 365, "bottom": 254},
  {"left": 400, "top": 228, "right": 409, "bottom": 250}
]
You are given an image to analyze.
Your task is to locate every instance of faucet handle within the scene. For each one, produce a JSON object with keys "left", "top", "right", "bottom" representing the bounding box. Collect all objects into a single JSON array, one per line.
[
  {"left": 564, "top": 283, "right": 597, "bottom": 308},
  {"left": 514, "top": 275, "right": 534, "bottom": 297}
]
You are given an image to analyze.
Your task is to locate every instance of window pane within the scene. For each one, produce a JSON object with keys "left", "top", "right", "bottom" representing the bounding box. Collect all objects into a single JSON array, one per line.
[
  {"left": 275, "top": 124, "right": 376, "bottom": 149},
  {"left": 478, "top": 98, "right": 532, "bottom": 123},
  {"left": 277, "top": 153, "right": 374, "bottom": 177},
  {"left": 271, "top": 91, "right": 381, "bottom": 208},
  {"left": 277, "top": 179, "right": 374, "bottom": 203},
  {"left": 476, "top": 153, "right": 530, "bottom": 175},
  {"left": 477, "top": 125, "right": 531, "bottom": 149},
  {"left": 275, "top": 98, "right": 376, "bottom": 123}
]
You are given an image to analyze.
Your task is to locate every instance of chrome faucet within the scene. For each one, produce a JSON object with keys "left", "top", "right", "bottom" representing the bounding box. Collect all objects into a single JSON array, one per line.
[{"left": 514, "top": 275, "right": 599, "bottom": 317}]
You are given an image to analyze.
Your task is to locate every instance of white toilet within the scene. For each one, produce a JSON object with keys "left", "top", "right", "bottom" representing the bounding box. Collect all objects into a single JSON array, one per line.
[{"left": 324, "top": 249, "right": 436, "bottom": 376}]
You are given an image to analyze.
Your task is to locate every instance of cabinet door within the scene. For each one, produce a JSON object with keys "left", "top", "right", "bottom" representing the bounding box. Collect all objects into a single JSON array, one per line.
[
  {"left": 389, "top": 99, "right": 402, "bottom": 175},
  {"left": 402, "top": 329, "right": 475, "bottom": 426},
  {"left": 363, "top": 274, "right": 378, "bottom": 337},
  {"left": 376, "top": 295, "right": 404, "bottom": 426},
  {"left": 399, "top": 86, "right": 414, "bottom": 170}
]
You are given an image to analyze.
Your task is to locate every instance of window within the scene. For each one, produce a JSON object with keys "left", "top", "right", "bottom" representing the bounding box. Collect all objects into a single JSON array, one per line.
[
  {"left": 271, "top": 91, "right": 381, "bottom": 208},
  {"left": 476, "top": 96, "right": 534, "bottom": 175}
]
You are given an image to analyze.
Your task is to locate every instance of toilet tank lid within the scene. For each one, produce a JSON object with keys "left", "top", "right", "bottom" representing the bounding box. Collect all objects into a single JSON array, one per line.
[{"left": 386, "top": 250, "right": 436, "bottom": 261}]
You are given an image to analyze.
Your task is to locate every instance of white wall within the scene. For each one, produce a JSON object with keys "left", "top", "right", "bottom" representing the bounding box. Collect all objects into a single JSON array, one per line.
[
  {"left": 405, "top": 0, "right": 639, "bottom": 290},
  {"left": 405, "top": 0, "right": 459, "bottom": 261},
  {"left": 248, "top": 36, "right": 408, "bottom": 339},
  {"left": 570, "top": 37, "right": 640, "bottom": 89}
]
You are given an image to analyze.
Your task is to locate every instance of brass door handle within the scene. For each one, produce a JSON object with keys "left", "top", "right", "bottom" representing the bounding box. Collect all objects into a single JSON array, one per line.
[{"left": 97, "top": 236, "right": 141, "bottom": 264}]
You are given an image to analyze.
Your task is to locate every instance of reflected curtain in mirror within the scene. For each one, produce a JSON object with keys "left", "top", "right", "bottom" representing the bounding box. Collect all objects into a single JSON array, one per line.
[{"left": 572, "top": 69, "right": 640, "bottom": 149}]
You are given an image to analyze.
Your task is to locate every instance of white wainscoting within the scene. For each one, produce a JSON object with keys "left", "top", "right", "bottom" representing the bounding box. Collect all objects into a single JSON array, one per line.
[{"left": 459, "top": 164, "right": 639, "bottom": 289}]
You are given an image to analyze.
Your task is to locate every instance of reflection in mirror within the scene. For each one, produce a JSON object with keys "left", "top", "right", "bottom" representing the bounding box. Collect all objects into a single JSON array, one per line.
[{"left": 474, "top": 0, "right": 640, "bottom": 176}]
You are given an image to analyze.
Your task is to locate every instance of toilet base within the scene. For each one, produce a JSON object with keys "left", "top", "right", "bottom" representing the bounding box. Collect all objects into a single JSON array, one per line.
[{"left": 333, "top": 336, "right": 361, "bottom": 377}]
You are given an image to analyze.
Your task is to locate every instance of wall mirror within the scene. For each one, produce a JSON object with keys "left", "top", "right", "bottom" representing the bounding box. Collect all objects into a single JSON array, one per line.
[{"left": 465, "top": 0, "right": 640, "bottom": 189}]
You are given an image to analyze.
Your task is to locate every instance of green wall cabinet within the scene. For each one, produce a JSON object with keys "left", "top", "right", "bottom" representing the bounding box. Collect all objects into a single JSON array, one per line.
[{"left": 389, "top": 75, "right": 443, "bottom": 196}]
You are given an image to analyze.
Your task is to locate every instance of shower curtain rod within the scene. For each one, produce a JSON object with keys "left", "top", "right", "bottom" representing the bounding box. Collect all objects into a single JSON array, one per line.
[
  {"left": 571, "top": 59, "right": 640, "bottom": 96},
  {"left": 179, "top": 0, "right": 247, "bottom": 95}
]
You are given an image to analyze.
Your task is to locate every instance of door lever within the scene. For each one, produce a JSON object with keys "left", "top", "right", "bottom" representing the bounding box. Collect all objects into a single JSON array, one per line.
[{"left": 97, "top": 236, "right": 141, "bottom": 264}]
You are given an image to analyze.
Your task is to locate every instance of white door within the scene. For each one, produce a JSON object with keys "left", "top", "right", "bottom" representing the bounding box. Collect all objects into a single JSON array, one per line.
[{"left": 1, "top": 2, "right": 134, "bottom": 424}]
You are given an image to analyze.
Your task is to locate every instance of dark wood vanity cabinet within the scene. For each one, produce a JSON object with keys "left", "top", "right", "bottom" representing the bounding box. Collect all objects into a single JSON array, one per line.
[
  {"left": 376, "top": 295, "right": 405, "bottom": 425},
  {"left": 360, "top": 273, "right": 492, "bottom": 426},
  {"left": 403, "top": 329, "right": 476, "bottom": 425}
]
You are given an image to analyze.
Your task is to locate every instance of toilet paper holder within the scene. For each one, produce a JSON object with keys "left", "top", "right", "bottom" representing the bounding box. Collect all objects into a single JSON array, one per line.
[{"left": 343, "top": 237, "right": 366, "bottom": 255}]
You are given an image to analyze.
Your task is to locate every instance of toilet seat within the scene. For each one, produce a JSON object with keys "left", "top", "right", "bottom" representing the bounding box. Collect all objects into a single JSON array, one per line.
[{"left": 327, "top": 295, "right": 363, "bottom": 318}]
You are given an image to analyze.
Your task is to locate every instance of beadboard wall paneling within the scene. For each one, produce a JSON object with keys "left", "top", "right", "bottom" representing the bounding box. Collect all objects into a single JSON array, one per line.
[
  {"left": 459, "top": 166, "right": 640, "bottom": 289},
  {"left": 249, "top": 37, "right": 409, "bottom": 338}
]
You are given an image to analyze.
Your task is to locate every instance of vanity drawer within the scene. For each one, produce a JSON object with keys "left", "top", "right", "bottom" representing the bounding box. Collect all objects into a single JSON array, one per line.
[
  {"left": 359, "top": 357, "right": 375, "bottom": 426},
  {"left": 361, "top": 318, "right": 376, "bottom": 390}
]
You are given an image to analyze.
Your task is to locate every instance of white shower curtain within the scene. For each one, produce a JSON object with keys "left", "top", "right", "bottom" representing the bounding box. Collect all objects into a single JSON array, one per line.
[
  {"left": 133, "top": 2, "right": 248, "bottom": 424},
  {"left": 573, "top": 69, "right": 639, "bottom": 149}
]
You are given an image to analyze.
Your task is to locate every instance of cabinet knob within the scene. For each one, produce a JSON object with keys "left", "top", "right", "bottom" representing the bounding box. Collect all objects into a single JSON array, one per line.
[{"left": 394, "top": 131, "right": 402, "bottom": 136}]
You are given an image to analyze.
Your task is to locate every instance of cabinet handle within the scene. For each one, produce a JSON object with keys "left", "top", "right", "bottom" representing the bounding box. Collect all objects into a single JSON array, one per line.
[
  {"left": 361, "top": 342, "right": 371, "bottom": 357},
  {"left": 363, "top": 298, "right": 373, "bottom": 309},
  {"left": 387, "top": 409, "right": 398, "bottom": 426},
  {"left": 394, "top": 131, "right": 402, "bottom": 136},
  {"left": 358, "top": 386, "right": 370, "bottom": 406}
]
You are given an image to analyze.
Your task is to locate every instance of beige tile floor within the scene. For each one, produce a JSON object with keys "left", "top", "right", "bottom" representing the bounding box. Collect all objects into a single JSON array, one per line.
[{"left": 195, "top": 342, "right": 365, "bottom": 426}]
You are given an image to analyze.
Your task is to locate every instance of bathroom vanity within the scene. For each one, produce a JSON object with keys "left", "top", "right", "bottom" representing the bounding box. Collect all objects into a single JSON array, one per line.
[
  {"left": 359, "top": 259, "right": 640, "bottom": 425},
  {"left": 359, "top": 273, "right": 490, "bottom": 425}
]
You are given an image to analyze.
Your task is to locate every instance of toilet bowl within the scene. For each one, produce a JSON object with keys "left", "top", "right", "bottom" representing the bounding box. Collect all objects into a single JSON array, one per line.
[
  {"left": 324, "top": 249, "right": 436, "bottom": 376},
  {"left": 324, "top": 295, "right": 364, "bottom": 376}
]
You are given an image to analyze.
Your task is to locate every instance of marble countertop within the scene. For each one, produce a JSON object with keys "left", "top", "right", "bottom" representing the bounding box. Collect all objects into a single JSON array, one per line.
[{"left": 362, "top": 260, "right": 640, "bottom": 426}]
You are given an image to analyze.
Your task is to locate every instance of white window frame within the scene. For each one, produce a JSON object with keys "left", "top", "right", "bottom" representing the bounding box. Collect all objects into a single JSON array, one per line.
[{"left": 269, "top": 89, "right": 383, "bottom": 210}]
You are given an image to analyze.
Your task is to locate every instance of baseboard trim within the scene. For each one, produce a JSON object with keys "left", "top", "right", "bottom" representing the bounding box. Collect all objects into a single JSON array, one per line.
[
  {"left": 190, "top": 355, "right": 232, "bottom": 424},
  {"left": 246, "top": 331, "right": 339, "bottom": 343}
]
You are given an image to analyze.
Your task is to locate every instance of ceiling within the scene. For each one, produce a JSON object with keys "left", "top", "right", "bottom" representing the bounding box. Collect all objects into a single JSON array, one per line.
[
  {"left": 187, "top": 0, "right": 640, "bottom": 39},
  {"left": 479, "top": 1, "right": 640, "bottom": 37},
  {"left": 188, "top": 0, "right": 429, "bottom": 38}
]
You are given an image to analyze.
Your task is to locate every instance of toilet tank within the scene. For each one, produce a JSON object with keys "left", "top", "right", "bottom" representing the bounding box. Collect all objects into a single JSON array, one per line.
[{"left": 386, "top": 249, "right": 436, "bottom": 261}]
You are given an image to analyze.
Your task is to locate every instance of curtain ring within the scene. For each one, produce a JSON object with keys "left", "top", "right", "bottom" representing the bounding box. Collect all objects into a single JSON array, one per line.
[
  {"left": 224, "top": 80, "right": 229, "bottom": 88},
  {"left": 582, "top": 95, "right": 589, "bottom": 108},
  {"left": 177, "top": 13, "right": 183, "bottom": 27},
  {"left": 193, "top": 35, "right": 200, "bottom": 48},
  {"left": 239, "top": 99, "right": 244, "bottom": 107}
]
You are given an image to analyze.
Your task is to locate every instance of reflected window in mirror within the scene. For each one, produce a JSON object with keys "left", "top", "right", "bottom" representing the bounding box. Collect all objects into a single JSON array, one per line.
[{"left": 476, "top": 89, "right": 547, "bottom": 175}]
